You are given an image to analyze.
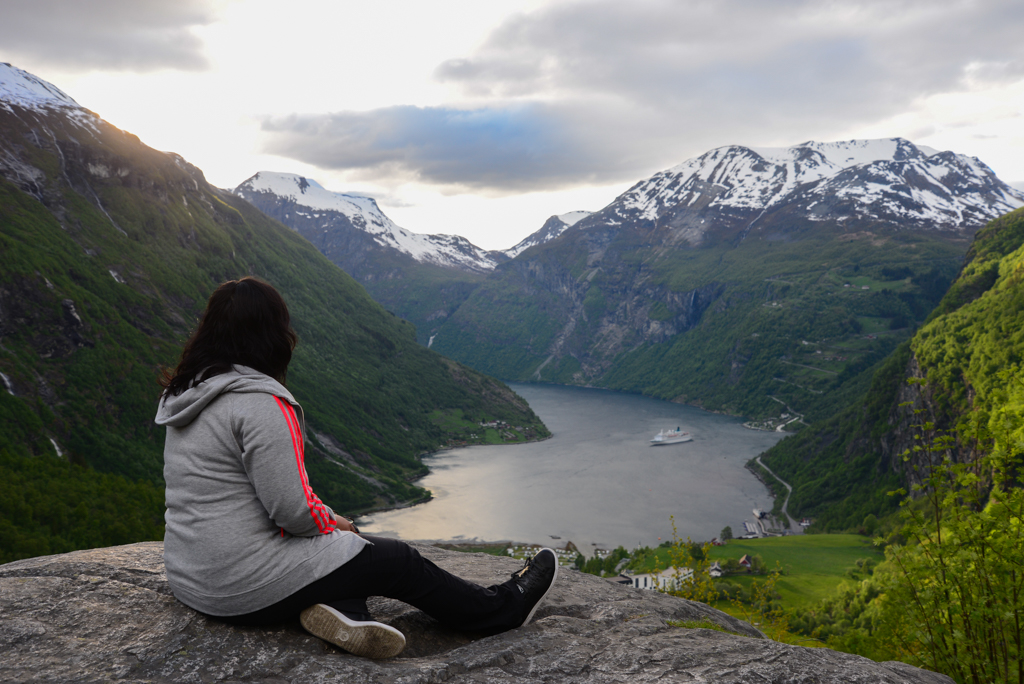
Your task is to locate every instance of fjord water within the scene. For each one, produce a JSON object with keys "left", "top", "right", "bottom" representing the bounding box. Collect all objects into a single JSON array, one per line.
[{"left": 358, "top": 384, "right": 785, "bottom": 550}]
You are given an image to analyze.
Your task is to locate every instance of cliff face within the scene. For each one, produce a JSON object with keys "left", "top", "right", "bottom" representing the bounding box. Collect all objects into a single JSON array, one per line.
[
  {"left": 876, "top": 355, "right": 979, "bottom": 490},
  {"left": 483, "top": 229, "right": 726, "bottom": 384},
  {"left": 0, "top": 543, "right": 951, "bottom": 683}
]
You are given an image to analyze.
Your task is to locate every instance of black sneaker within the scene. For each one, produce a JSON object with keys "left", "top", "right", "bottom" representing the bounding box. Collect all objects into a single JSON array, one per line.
[
  {"left": 299, "top": 604, "right": 406, "bottom": 659},
  {"left": 510, "top": 548, "right": 558, "bottom": 627}
]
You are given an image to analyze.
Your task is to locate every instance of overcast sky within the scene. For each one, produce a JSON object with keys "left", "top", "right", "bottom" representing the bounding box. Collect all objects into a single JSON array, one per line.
[{"left": 3, "top": 0, "right": 1023, "bottom": 249}]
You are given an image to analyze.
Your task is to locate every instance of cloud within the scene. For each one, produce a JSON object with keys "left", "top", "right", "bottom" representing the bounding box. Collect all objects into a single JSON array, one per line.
[
  {"left": 264, "top": 0, "right": 1024, "bottom": 191},
  {"left": 436, "top": 0, "right": 1024, "bottom": 106},
  {"left": 0, "top": 0, "right": 216, "bottom": 72},
  {"left": 260, "top": 104, "right": 617, "bottom": 191}
]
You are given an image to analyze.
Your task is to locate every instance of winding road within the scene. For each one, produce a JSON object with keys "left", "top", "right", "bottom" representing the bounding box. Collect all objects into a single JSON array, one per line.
[{"left": 755, "top": 455, "right": 803, "bottom": 534}]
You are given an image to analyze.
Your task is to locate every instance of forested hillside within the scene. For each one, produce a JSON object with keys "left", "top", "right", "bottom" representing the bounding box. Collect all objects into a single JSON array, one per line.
[
  {"left": 434, "top": 207, "right": 966, "bottom": 423},
  {"left": 0, "top": 65, "right": 547, "bottom": 563},
  {"left": 761, "top": 206, "right": 1024, "bottom": 530}
]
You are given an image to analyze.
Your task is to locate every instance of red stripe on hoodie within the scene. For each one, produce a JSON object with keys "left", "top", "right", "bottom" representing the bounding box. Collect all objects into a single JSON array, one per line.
[
  {"left": 282, "top": 399, "right": 335, "bottom": 534},
  {"left": 274, "top": 396, "right": 335, "bottom": 534}
]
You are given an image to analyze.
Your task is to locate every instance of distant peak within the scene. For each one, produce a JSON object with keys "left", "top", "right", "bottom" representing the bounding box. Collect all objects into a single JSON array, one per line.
[
  {"left": 234, "top": 170, "right": 499, "bottom": 272},
  {"left": 0, "top": 63, "right": 81, "bottom": 111},
  {"left": 502, "top": 210, "right": 592, "bottom": 259},
  {"left": 614, "top": 135, "right": 1024, "bottom": 233},
  {"left": 237, "top": 171, "right": 384, "bottom": 215}
]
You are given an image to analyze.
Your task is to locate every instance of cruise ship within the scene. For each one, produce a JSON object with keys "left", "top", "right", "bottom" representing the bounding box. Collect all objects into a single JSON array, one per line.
[{"left": 650, "top": 427, "right": 692, "bottom": 445}]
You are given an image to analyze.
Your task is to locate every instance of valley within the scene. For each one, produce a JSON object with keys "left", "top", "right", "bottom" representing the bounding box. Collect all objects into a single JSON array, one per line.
[
  {"left": 2, "top": 61, "right": 1024, "bottom": 682},
  {"left": 0, "top": 64, "right": 548, "bottom": 562},
  {"left": 226, "top": 133, "right": 1024, "bottom": 554}
]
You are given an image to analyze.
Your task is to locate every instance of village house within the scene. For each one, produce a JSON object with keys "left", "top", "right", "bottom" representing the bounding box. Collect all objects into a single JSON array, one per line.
[{"left": 630, "top": 567, "right": 694, "bottom": 591}]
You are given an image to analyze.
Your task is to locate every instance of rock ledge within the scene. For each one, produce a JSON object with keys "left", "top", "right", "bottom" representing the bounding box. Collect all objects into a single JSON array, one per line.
[{"left": 0, "top": 542, "right": 951, "bottom": 683}]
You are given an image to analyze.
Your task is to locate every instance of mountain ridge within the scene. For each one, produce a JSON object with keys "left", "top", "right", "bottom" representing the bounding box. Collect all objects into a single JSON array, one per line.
[
  {"left": 234, "top": 172, "right": 597, "bottom": 345},
  {"left": 235, "top": 171, "right": 503, "bottom": 273},
  {"left": 429, "top": 138, "right": 1020, "bottom": 426},
  {"left": 591, "top": 138, "right": 1023, "bottom": 245}
]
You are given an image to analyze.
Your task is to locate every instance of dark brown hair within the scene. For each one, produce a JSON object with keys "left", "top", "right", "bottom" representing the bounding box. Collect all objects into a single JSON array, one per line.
[{"left": 161, "top": 277, "right": 297, "bottom": 396}]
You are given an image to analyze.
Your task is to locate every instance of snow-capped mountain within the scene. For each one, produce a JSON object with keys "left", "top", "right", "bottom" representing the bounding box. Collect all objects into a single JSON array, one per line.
[
  {"left": 1, "top": 61, "right": 80, "bottom": 111},
  {"left": 605, "top": 138, "right": 1024, "bottom": 243},
  {"left": 0, "top": 62, "right": 203, "bottom": 204},
  {"left": 0, "top": 62, "right": 98, "bottom": 131},
  {"left": 504, "top": 210, "right": 591, "bottom": 258},
  {"left": 235, "top": 172, "right": 500, "bottom": 273}
]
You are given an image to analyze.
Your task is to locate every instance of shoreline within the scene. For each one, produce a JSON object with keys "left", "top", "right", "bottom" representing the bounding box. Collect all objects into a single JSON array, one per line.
[
  {"left": 421, "top": 432, "right": 554, "bottom": 458},
  {"left": 512, "top": 379, "right": 785, "bottom": 426},
  {"left": 351, "top": 433, "right": 554, "bottom": 521}
]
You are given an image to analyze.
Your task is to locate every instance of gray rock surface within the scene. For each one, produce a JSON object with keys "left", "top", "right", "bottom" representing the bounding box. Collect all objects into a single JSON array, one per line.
[{"left": 0, "top": 542, "right": 952, "bottom": 683}]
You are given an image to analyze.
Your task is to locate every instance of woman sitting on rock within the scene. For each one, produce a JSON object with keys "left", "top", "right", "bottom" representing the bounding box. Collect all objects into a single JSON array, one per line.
[{"left": 155, "top": 277, "right": 557, "bottom": 659}]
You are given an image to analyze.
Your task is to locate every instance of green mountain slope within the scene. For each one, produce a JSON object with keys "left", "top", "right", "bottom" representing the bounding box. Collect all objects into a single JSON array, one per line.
[
  {"left": 433, "top": 218, "right": 965, "bottom": 423},
  {"left": 761, "top": 206, "right": 1024, "bottom": 530},
  {"left": 359, "top": 263, "right": 486, "bottom": 346},
  {"left": 0, "top": 72, "right": 547, "bottom": 562}
]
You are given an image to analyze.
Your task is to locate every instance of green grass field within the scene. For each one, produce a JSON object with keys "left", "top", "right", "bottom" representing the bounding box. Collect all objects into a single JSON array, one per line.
[
  {"left": 709, "top": 534, "right": 883, "bottom": 608},
  {"left": 427, "top": 408, "right": 541, "bottom": 446},
  {"left": 635, "top": 534, "right": 883, "bottom": 609}
]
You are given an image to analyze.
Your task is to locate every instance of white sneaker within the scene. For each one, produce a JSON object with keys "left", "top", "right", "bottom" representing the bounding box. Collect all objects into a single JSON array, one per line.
[{"left": 299, "top": 603, "right": 406, "bottom": 659}]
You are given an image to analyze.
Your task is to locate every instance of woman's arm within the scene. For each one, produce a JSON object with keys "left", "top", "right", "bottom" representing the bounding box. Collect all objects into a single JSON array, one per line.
[{"left": 236, "top": 394, "right": 340, "bottom": 537}]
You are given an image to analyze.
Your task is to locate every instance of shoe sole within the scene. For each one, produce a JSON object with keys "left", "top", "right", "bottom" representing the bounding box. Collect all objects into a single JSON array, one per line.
[
  {"left": 521, "top": 548, "right": 559, "bottom": 627},
  {"left": 300, "top": 604, "right": 406, "bottom": 659}
]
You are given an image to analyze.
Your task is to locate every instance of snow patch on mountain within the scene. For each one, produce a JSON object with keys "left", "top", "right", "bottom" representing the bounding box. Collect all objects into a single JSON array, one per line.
[
  {"left": 616, "top": 138, "right": 1024, "bottom": 232},
  {"left": 236, "top": 172, "right": 499, "bottom": 271},
  {"left": 504, "top": 210, "right": 593, "bottom": 258},
  {"left": 557, "top": 211, "right": 591, "bottom": 227},
  {"left": 0, "top": 63, "right": 98, "bottom": 131}
]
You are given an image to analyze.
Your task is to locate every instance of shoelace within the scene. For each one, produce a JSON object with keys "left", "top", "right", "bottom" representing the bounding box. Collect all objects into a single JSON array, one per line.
[{"left": 512, "top": 557, "right": 533, "bottom": 580}]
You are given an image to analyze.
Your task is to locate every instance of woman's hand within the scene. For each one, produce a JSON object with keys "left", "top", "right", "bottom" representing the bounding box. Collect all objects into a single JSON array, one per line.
[{"left": 333, "top": 513, "right": 359, "bottom": 533}]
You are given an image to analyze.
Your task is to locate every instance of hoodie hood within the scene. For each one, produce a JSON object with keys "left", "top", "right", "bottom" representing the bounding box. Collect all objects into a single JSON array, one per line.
[{"left": 155, "top": 365, "right": 296, "bottom": 428}]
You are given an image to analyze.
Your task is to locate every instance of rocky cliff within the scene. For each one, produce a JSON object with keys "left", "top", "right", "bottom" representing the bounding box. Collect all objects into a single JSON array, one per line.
[{"left": 0, "top": 543, "right": 951, "bottom": 683}]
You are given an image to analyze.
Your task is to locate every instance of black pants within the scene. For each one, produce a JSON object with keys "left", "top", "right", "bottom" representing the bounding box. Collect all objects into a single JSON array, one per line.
[{"left": 215, "top": 536, "right": 526, "bottom": 636}]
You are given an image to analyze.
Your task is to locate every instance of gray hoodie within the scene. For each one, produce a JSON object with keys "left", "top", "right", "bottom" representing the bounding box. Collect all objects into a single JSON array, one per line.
[{"left": 155, "top": 365, "right": 368, "bottom": 616}]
